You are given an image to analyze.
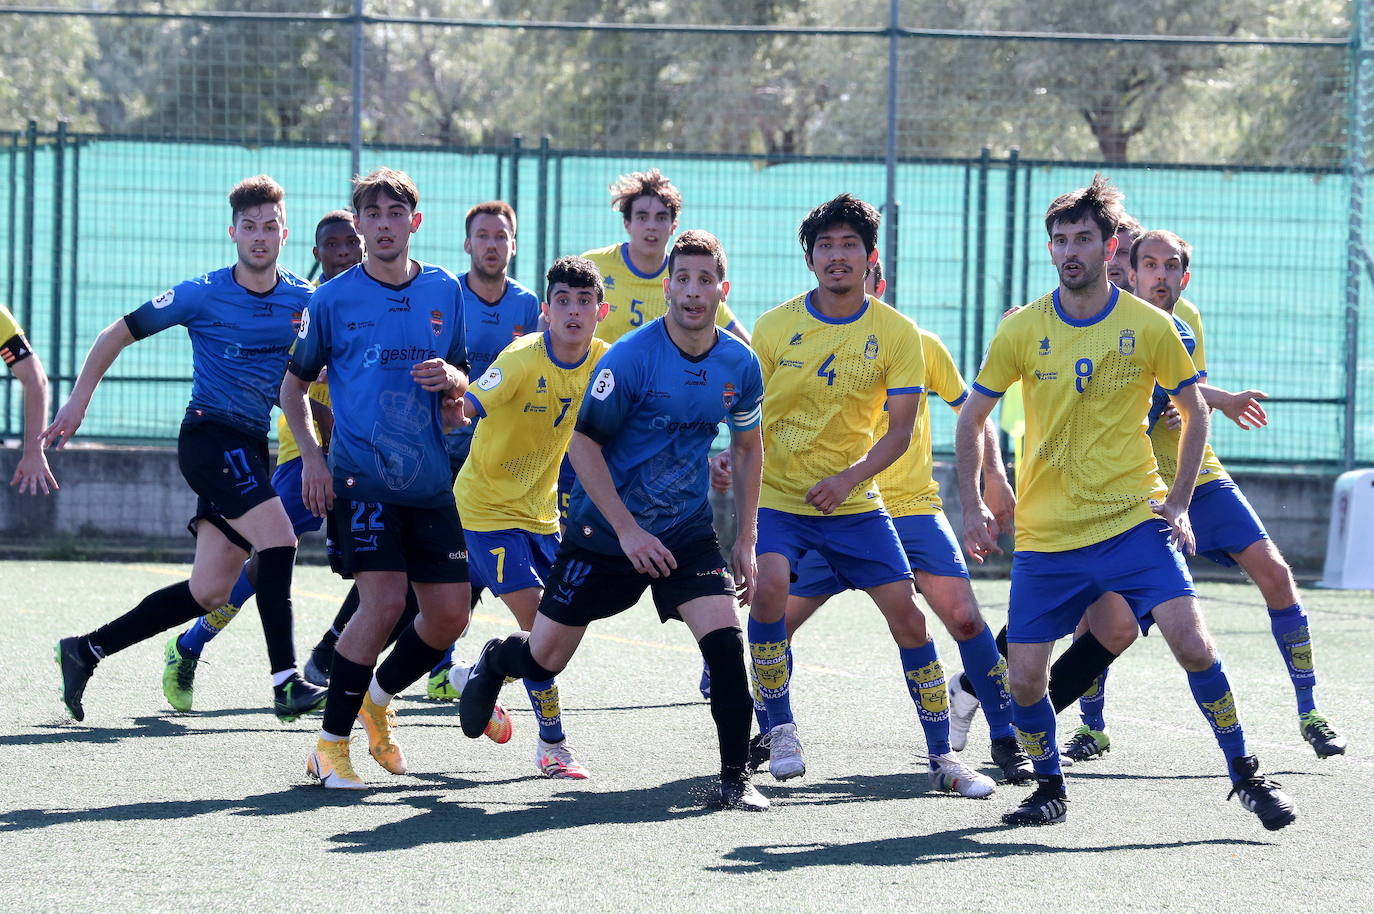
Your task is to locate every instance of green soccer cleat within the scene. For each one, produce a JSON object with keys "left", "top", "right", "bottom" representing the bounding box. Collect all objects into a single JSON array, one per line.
[
  {"left": 1062, "top": 724, "right": 1111, "bottom": 762},
  {"left": 1299, "top": 711, "right": 1347, "bottom": 758},
  {"left": 426, "top": 663, "right": 460, "bottom": 701},
  {"left": 273, "top": 673, "right": 328, "bottom": 722},
  {"left": 161, "top": 637, "right": 199, "bottom": 712}
]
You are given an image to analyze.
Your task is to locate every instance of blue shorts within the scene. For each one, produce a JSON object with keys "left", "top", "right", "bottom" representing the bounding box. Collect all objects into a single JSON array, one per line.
[
  {"left": 1008, "top": 520, "right": 1195, "bottom": 644},
  {"left": 465, "top": 528, "right": 560, "bottom": 595},
  {"left": 758, "top": 507, "right": 912, "bottom": 591},
  {"left": 1190, "top": 478, "right": 1267, "bottom": 567},
  {"left": 271, "top": 458, "right": 324, "bottom": 537},
  {"left": 791, "top": 512, "right": 968, "bottom": 597}
]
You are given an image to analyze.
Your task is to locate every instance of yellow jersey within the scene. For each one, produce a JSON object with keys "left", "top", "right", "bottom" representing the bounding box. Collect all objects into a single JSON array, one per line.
[
  {"left": 583, "top": 243, "right": 739, "bottom": 343},
  {"left": 275, "top": 381, "right": 331, "bottom": 466},
  {"left": 1174, "top": 297, "right": 1205, "bottom": 375},
  {"left": 973, "top": 287, "right": 1199, "bottom": 552},
  {"left": 1151, "top": 301, "right": 1228, "bottom": 488},
  {"left": 754, "top": 292, "right": 926, "bottom": 516},
  {"left": 878, "top": 329, "right": 967, "bottom": 517},
  {"left": 0, "top": 303, "right": 33, "bottom": 368},
  {"left": 454, "top": 332, "right": 612, "bottom": 534}
]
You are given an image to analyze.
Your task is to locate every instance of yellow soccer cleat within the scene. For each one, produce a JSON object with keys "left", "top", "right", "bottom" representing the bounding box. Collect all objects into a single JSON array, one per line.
[
  {"left": 357, "top": 694, "right": 408, "bottom": 774},
  {"left": 306, "top": 737, "right": 367, "bottom": 790}
]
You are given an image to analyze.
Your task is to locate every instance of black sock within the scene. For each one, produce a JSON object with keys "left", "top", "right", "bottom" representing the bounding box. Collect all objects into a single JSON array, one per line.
[
  {"left": 1048, "top": 631, "right": 1118, "bottom": 713},
  {"left": 86, "top": 581, "right": 204, "bottom": 659},
  {"left": 330, "top": 585, "right": 361, "bottom": 635},
  {"left": 375, "top": 623, "right": 448, "bottom": 697},
  {"left": 470, "top": 585, "right": 485, "bottom": 611},
  {"left": 995, "top": 625, "right": 1009, "bottom": 658},
  {"left": 383, "top": 586, "right": 422, "bottom": 650},
  {"left": 321, "top": 653, "right": 374, "bottom": 738},
  {"left": 959, "top": 671, "right": 975, "bottom": 694},
  {"left": 491, "top": 632, "right": 558, "bottom": 681},
  {"left": 254, "top": 545, "right": 298, "bottom": 673},
  {"left": 698, "top": 627, "right": 752, "bottom": 781}
]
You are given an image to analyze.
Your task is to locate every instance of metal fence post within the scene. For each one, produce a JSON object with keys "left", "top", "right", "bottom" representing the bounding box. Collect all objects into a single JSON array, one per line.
[
  {"left": 350, "top": 0, "right": 364, "bottom": 183},
  {"left": 971, "top": 146, "right": 991, "bottom": 379},
  {"left": 883, "top": 0, "right": 899, "bottom": 308},
  {"left": 20, "top": 121, "right": 36, "bottom": 334},
  {"left": 509, "top": 135, "right": 522, "bottom": 284},
  {"left": 50, "top": 121, "right": 66, "bottom": 404},
  {"left": 1002, "top": 146, "right": 1020, "bottom": 316},
  {"left": 1345, "top": 0, "right": 1369, "bottom": 471},
  {"left": 537, "top": 136, "right": 550, "bottom": 282}
]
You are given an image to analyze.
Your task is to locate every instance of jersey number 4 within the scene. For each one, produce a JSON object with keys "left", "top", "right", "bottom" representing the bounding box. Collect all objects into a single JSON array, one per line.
[{"left": 817, "top": 353, "right": 837, "bottom": 386}]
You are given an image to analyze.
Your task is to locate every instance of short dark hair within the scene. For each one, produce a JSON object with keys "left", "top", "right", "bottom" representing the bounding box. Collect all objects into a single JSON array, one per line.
[
  {"left": 229, "top": 175, "right": 285, "bottom": 221},
  {"left": 609, "top": 168, "right": 682, "bottom": 221},
  {"left": 465, "top": 200, "right": 517, "bottom": 237},
  {"left": 1115, "top": 212, "right": 1144, "bottom": 246},
  {"left": 545, "top": 255, "right": 605, "bottom": 302},
  {"left": 1130, "top": 229, "right": 1193, "bottom": 273},
  {"left": 866, "top": 257, "right": 884, "bottom": 285},
  {"left": 667, "top": 229, "right": 727, "bottom": 280},
  {"left": 352, "top": 167, "right": 419, "bottom": 213},
  {"left": 314, "top": 209, "right": 356, "bottom": 244},
  {"left": 798, "top": 193, "right": 880, "bottom": 258},
  {"left": 1044, "top": 173, "right": 1124, "bottom": 243}
]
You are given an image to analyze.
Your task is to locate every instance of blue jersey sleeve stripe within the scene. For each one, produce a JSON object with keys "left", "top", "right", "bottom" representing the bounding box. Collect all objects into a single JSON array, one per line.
[
  {"left": 886, "top": 385, "right": 924, "bottom": 396},
  {"left": 946, "top": 389, "right": 970, "bottom": 407},
  {"left": 463, "top": 390, "right": 487, "bottom": 419},
  {"left": 1198, "top": 369, "right": 1208, "bottom": 380},
  {"left": 1161, "top": 373, "right": 1201, "bottom": 395},
  {"left": 971, "top": 382, "right": 1004, "bottom": 399}
]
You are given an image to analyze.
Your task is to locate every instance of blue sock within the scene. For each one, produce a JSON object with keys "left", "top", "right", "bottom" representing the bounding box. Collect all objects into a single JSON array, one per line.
[
  {"left": 747, "top": 616, "right": 793, "bottom": 728},
  {"left": 1012, "top": 696, "right": 1062, "bottom": 778},
  {"left": 1187, "top": 659, "right": 1249, "bottom": 775},
  {"left": 432, "top": 643, "right": 456, "bottom": 676},
  {"left": 524, "top": 677, "right": 565, "bottom": 743},
  {"left": 955, "top": 627, "right": 1013, "bottom": 740},
  {"left": 746, "top": 660, "right": 770, "bottom": 733},
  {"left": 176, "top": 564, "right": 253, "bottom": 656},
  {"left": 898, "top": 640, "right": 951, "bottom": 759},
  {"left": 1078, "top": 668, "right": 1109, "bottom": 732},
  {"left": 1268, "top": 604, "right": 1317, "bottom": 715}
]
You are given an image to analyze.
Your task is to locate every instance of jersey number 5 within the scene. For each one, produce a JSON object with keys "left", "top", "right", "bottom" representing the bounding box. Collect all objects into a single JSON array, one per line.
[{"left": 629, "top": 299, "right": 645, "bottom": 326}]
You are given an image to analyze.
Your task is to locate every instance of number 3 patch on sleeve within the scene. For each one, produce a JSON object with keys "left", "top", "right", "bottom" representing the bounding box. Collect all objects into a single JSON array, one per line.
[
  {"left": 477, "top": 367, "right": 503, "bottom": 391},
  {"left": 590, "top": 367, "right": 615, "bottom": 400}
]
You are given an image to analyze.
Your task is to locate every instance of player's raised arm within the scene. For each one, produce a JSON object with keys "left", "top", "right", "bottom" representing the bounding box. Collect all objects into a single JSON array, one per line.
[
  {"left": 1200, "top": 383, "right": 1268, "bottom": 430},
  {"left": 567, "top": 430, "right": 676, "bottom": 577},
  {"left": 42, "top": 317, "right": 136, "bottom": 448}
]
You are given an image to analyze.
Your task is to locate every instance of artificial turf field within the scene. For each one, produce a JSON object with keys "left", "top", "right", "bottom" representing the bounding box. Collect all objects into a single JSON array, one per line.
[{"left": 3, "top": 560, "right": 1370, "bottom": 912}]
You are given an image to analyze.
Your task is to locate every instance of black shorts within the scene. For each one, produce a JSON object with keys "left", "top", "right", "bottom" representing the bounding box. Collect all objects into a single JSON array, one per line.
[
  {"left": 538, "top": 536, "right": 735, "bottom": 628},
  {"left": 326, "top": 497, "right": 469, "bottom": 584},
  {"left": 179, "top": 420, "right": 275, "bottom": 553}
]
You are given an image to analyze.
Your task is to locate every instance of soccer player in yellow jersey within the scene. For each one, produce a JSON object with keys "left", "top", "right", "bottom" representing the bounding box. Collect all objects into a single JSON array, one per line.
[
  {"left": 746, "top": 194, "right": 993, "bottom": 798},
  {"left": 956, "top": 176, "right": 1295, "bottom": 829},
  {"left": 451, "top": 256, "right": 610, "bottom": 779},
  {"left": 2, "top": 302, "right": 57, "bottom": 494},
  {"left": 583, "top": 168, "right": 749, "bottom": 344}
]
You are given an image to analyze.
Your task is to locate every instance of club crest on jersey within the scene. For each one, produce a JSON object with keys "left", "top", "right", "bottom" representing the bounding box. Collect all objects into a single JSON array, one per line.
[
  {"left": 864, "top": 334, "right": 879, "bottom": 360},
  {"left": 722, "top": 381, "right": 737, "bottom": 408},
  {"left": 430, "top": 310, "right": 444, "bottom": 336},
  {"left": 292, "top": 311, "right": 305, "bottom": 335},
  {"left": 513, "top": 324, "right": 526, "bottom": 339},
  {"left": 1119, "top": 329, "right": 1136, "bottom": 356}
]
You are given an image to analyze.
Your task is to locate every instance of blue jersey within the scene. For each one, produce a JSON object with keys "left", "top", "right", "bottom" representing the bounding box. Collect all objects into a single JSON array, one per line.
[
  {"left": 125, "top": 265, "right": 312, "bottom": 437},
  {"left": 288, "top": 261, "right": 468, "bottom": 508},
  {"left": 568, "top": 319, "right": 764, "bottom": 554},
  {"left": 444, "top": 274, "right": 543, "bottom": 464},
  {"left": 1147, "top": 314, "right": 1197, "bottom": 433}
]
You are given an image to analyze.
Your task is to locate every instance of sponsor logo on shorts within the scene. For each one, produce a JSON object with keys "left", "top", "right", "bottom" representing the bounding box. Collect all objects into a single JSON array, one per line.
[
  {"left": 449, "top": 551, "right": 467, "bottom": 561},
  {"left": 354, "top": 535, "right": 379, "bottom": 551}
]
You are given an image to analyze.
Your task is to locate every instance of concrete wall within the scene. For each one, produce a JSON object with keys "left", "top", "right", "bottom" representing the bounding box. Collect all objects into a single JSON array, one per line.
[{"left": 0, "top": 445, "right": 1345, "bottom": 572}]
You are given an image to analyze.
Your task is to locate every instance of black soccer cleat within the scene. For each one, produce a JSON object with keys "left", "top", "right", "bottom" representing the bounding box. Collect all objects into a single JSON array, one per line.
[
  {"left": 719, "top": 776, "right": 770, "bottom": 812},
  {"left": 747, "top": 731, "right": 771, "bottom": 771},
  {"left": 1228, "top": 755, "right": 1297, "bottom": 831},
  {"left": 459, "top": 638, "right": 508, "bottom": 739},
  {"left": 273, "top": 673, "right": 328, "bottom": 722},
  {"left": 990, "top": 735, "right": 1036, "bottom": 785},
  {"left": 303, "top": 640, "right": 335, "bottom": 687},
  {"left": 55, "top": 637, "right": 96, "bottom": 722},
  {"left": 1001, "top": 775, "right": 1068, "bottom": 826},
  {"left": 1299, "top": 711, "right": 1347, "bottom": 759}
]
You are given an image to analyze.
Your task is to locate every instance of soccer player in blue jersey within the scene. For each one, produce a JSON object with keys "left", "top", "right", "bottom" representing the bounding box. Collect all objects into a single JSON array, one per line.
[
  {"left": 49, "top": 175, "right": 325, "bottom": 722},
  {"left": 956, "top": 176, "right": 1295, "bottom": 829},
  {"left": 2, "top": 302, "right": 57, "bottom": 494},
  {"left": 458, "top": 230, "right": 771, "bottom": 811},
  {"left": 159, "top": 211, "right": 363, "bottom": 712},
  {"left": 286, "top": 168, "right": 473, "bottom": 789}
]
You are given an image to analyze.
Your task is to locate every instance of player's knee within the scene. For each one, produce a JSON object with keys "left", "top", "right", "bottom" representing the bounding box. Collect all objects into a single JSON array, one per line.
[
  {"left": 1097, "top": 622, "right": 1138, "bottom": 654},
  {"left": 885, "top": 611, "right": 929, "bottom": 649},
  {"left": 1171, "top": 633, "right": 1216, "bottom": 671},
  {"left": 1007, "top": 660, "right": 1048, "bottom": 705},
  {"left": 189, "top": 582, "right": 232, "bottom": 612},
  {"left": 939, "top": 602, "right": 984, "bottom": 641}
]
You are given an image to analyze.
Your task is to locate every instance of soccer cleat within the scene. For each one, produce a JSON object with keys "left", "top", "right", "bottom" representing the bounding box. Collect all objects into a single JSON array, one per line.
[
  {"left": 302, "top": 641, "right": 334, "bottom": 687},
  {"left": 306, "top": 737, "right": 367, "bottom": 790},
  {"left": 719, "top": 777, "right": 769, "bottom": 812},
  {"left": 946, "top": 673, "right": 980, "bottom": 752},
  {"left": 1062, "top": 724, "right": 1111, "bottom": 762},
  {"left": 747, "top": 731, "right": 771, "bottom": 771},
  {"left": 990, "top": 735, "right": 1036, "bottom": 784},
  {"left": 55, "top": 637, "right": 96, "bottom": 722},
  {"left": 447, "top": 662, "right": 514, "bottom": 743},
  {"left": 768, "top": 722, "right": 806, "bottom": 781},
  {"left": 699, "top": 662, "right": 712, "bottom": 701},
  {"left": 273, "top": 673, "right": 328, "bottom": 722},
  {"left": 536, "top": 738, "right": 590, "bottom": 779},
  {"left": 458, "top": 638, "right": 508, "bottom": 739},
  {"left": 929, "top": 752, "right": 997, "bottom": 798},
  {"left": 1299, "top": 711, "right": 1347, "bottom": 758},
  {"left": 427, "top": 663, "right": 460, "bottom": 701},
  {"left": 1228, "top": 754, "right": 1297, "bottom": 831},
  {"left": 357, "top": 693, "right": 408, "bottom": 774},
  {"left": 161, "top": 637, "right": 199, "bottom": 713},
  {"left": 1001, "top": 776, "right": 1069, "bottom": 826}
]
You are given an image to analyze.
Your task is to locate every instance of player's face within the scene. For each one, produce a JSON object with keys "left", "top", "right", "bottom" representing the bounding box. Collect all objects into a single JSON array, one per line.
[
  {"left": 665, "top": 253, "right": 729, "bottom": 333},
  {"left": 464, "top": 212, "right": 515, "bottom": 282},
  {"left": 1133, "top": 238, "right": 1190, "bottom": 311},
  {"left": 624, "top": 195, "right": 676, "bottom": 255},
  {"left": 543, "top": 283, "right": 607, "bottom": 348},
  {"left": 1048, "top": 217, "right": 1115, "bottom": 291},
  {"left": 1106, "top": 229, "right": 1135, "bottom": 288},
  {"left": 313, "top": 220, "right": 363, "bottom": 281},
  {"left": 358, "top": 192, "right": 421, "bottom": 263},
  {"left": 806, "top": 224, "right": 869, "bottom": 296},
  {"left": 229, "top": 202, "right": 287, "bottom": 273}
]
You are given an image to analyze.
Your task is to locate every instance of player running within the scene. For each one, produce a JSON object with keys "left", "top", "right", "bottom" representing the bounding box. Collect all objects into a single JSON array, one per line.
[
  {"left": 50, "top": 175, "right": 321, "bottom": 723},
  {"left": 458, "top": 230, "right": 770, "bottom": 811},
  {"left": 2, "top": 302, "right": 57, "bottom": 495},
  {"left": 746, "top": 194, "right": 993, "bottom": 798},
  {"left": 287, "top": 168, "right": 472, "bottom": 789},
  {"left": 956, "top": 175, "right": 1296, "bottom": 830}
]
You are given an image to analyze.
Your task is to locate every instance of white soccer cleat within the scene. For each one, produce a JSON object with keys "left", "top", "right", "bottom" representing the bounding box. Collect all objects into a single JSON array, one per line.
[
  {"left": 768, "top": 722, "right": 806, "bottom": 781},
  {"left": 946, "top": 673, "right": 981, "bottom": 752},
  {"left": 928, "top": 751, "right": 996, "bottom": 798}
]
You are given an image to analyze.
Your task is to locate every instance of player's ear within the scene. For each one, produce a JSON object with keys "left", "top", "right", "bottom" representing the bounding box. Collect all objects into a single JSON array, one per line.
[
  {"left": 312, "top": 246, "right": 320, "bottom": 263},
  {"left": 1180, "top": 270, "right": 1191, "bottom": 291},
  {"left": 540, "top": 300, "right": 551, "bottom": 321},
  {"left": 875, "top": 278, "right": 887, "bottom": 298},
  {"left": 411, "top": 211, "right": 423, "bottom": 232},
  {"left": 229, "top": 225, "right": 237, "bottom": 242},
  {"left": 281, "top": 226, "right": 289, "bottom": 243},
  {"left": 597, "top": 299, "right": 610, "bottom": 321},
  {"left": 1104, "top": 233, "right": 1119, "bottom": 260},
  {"left": 663, "top": 274, "right": 671, "bottom": 296},
  {"left": 719, "top": 279, "right": 731, "bottom": 301}
]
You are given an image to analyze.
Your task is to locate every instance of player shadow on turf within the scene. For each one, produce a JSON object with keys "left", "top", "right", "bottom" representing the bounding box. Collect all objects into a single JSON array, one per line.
[
  {"left": 1059, "top": 770, "right": 1313, "bottom": 782},
  {"left": 391, "top": 701, "right": 701, "bottom": 721},
  {"left": 706, "top": 829, "right": 1276, "bottom": 873},
  {"left": 753, "top": 771, "right": 988, "bottom": 806},
  {"left": 8, "top": 712, "right": 297, "bottom": 746}
]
